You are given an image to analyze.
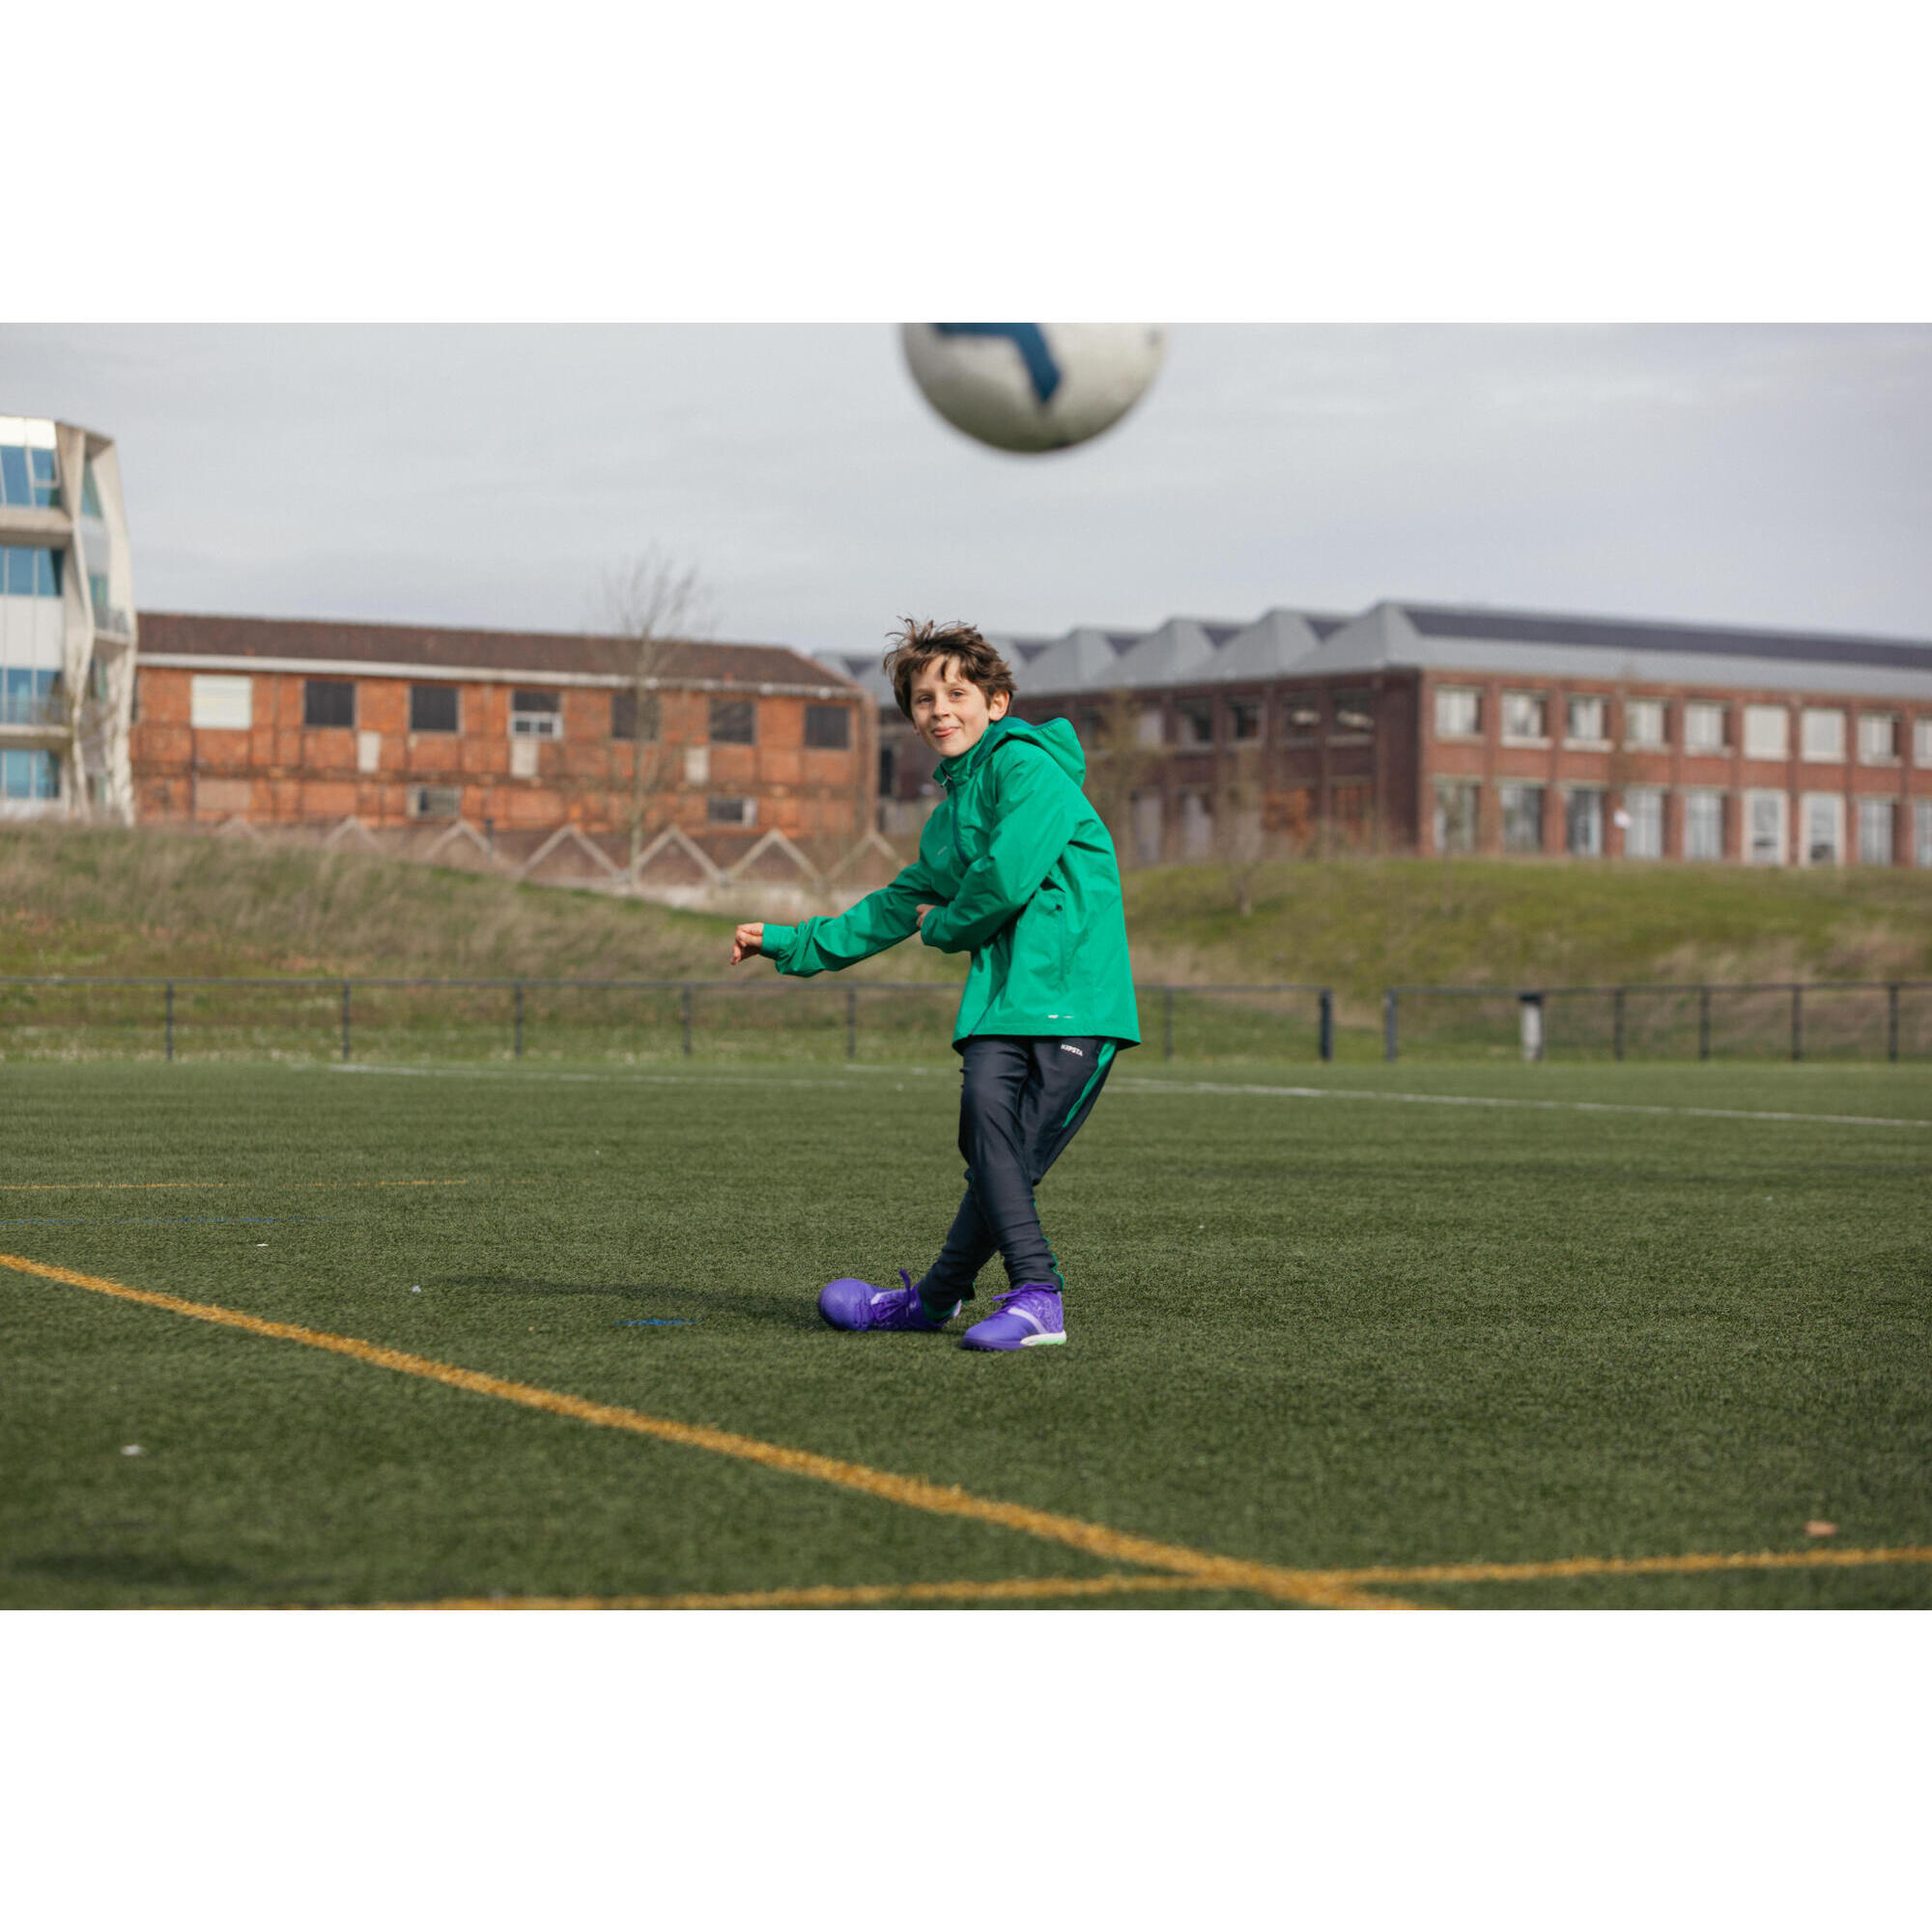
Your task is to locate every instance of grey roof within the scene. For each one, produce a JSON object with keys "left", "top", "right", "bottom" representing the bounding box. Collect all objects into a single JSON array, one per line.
[{"left": 816, "top": 600, "right": 1932, "bottom": 706}]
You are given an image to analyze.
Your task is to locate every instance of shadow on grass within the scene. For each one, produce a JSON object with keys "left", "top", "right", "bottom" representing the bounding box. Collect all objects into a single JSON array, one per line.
[
  {"left": 13, "top": 1548, "right": 252, "bottom": 1588},
  {"left": 441, "top": 1274, "right": 824, "bottom": 1330}
]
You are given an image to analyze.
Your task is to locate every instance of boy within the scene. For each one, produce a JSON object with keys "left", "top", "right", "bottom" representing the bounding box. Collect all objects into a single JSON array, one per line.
[{"left": 729, "top": 619, "right": 1138, "bottom": 1350}]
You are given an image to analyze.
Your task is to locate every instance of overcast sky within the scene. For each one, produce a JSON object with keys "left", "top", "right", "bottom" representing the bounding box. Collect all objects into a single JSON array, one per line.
[{"left": 8, "top": 325, "right": 1929, "bottom": 655}]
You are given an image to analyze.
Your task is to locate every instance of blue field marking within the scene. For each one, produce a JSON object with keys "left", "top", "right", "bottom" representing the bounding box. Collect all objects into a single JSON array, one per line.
[
  {"left": 933, "top": 324, "right": 1062, "bottom": 404},
  {"left": 615, "top": 1318, "right": 693, "bottom": 1326}
]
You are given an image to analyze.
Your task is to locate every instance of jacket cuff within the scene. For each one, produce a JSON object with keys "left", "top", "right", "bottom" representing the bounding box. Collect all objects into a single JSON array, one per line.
[{"left": 759, "top": 922, "right": 798, "bottom": 963}]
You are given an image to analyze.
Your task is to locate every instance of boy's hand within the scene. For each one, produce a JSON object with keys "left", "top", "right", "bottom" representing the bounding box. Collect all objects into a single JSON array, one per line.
[
  {"left": 916, "top": 904, "right": 933, "bottom": 928},
  {"left": 730, "top": 923, "right": 765, "bottom": 965}
]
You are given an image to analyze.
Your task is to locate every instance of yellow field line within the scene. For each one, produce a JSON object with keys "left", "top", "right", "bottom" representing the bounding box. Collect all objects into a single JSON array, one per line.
[
  {"left": 0, "top": 1179, "right": 476, "bottom": 1193},
  {"left": 356, "top": 1575, "right": 1231, "bottom": 1611},
  {"left": 1298, "top": 1547, "right": 1932, "bottom": 1588},
  {"left": 0, "top": 1252, "right": 1404, "bottom": 1611}
]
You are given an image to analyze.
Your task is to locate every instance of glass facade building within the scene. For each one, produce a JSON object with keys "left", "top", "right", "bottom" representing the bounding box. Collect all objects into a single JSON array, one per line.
[{"left": 0, "top": 415, "right": 136, "bottom": 821}]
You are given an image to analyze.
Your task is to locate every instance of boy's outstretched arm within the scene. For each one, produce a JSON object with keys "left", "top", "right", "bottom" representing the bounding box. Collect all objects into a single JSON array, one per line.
[
  {"left": 918, "top": 749, "right": 1083, "bottom": 954},
  {"left": 732, "top": 857, "right": 944, "bottom": 976}
]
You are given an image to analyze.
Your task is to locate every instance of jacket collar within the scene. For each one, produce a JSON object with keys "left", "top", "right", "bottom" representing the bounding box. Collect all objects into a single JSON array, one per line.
[{"left": 934, "top": 717, "right": 1016, "bottom": 791}]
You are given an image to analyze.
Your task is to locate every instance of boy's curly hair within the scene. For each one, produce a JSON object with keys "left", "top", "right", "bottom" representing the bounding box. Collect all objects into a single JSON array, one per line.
[{"left": 881, "top": 618, "right": 1016, "bottom": 721}]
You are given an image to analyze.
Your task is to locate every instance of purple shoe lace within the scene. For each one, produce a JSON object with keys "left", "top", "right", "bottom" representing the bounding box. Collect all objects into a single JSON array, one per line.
[{"left": 873, "top": 1269, "right": 957, "bottom": 1331}]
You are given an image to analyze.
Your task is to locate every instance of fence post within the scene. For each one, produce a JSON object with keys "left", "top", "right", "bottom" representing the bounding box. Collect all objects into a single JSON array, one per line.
[
  {"left": 164, "top": 980, "right": 174, "bottom": 1064},
  {"left": 846, "top": 983, "right": 858, "bottom": 1062},
  {"left": 681, "top": 982, "right": 694, "bottom": 1059},
  {"left": 514, "top": 980, "right": 525, "bottom": 1059},
  {"left": 341, "top": 980, "right": 352, "bottom": 1064},
  {"left": 1790, "top": 983, "right": 1803, "bottom": 1063},
  {"left": 1318, "top": 987, "right": 1334, "bottom": 1064},
  {"left": 1888, "top": 982, "right": 1900, "bottom": 1065},
  {"left": 1383, "top": 990, "right": 1399, "bottom": 1062},
  {"left": 1698, "top": 985, "right": 1711, "bottom": 1062},
  {"left": 1162, "top": 985, "right": 1175, "bottom": 1061},
  {"left": 1613, "top": 987, "right": 1626, "bottom": 1063}
]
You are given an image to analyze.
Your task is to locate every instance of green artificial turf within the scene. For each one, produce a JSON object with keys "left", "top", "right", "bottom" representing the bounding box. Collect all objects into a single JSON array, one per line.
[{"left": 3, "top": 1057, "right": 1928, "bottom": 1609}]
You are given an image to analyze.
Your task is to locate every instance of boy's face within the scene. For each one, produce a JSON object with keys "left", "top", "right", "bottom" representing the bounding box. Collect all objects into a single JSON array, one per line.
[{"left": 908, "top": 656, "right": 1009, "bottom": 760}]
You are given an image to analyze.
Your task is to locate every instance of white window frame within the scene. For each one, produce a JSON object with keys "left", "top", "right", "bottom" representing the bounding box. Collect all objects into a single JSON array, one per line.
[
  {"left": 1915, "top": 799, "right": 1932, "bottom": 868},
  {"left": 1432, "top": 778, "right": 1480, "bottom": 854},
  {"left": 1434, "top": 688, "right": 1482, "bottom": 740},
  {"left": 1498, "top": 781, "right": 1546, "bottom": 853},
  {"left": 1623, "top": 787, "right": 1664, "bottom": 860},
  {"left": 1857, "top": 714, "right": 1899, "bottom": 765},
  {"left": 1915, "top": 718, "right": 1932, "bottom": 766},
  {"left": 1684, "top": 701, "right": 1727, "bottom": 754},
  {"left": 1800, "top": 792, "right": 1843, "bottom": 866},
  {"left": 1500, "top": 692, "right": 1548, "bottom": 746},
  {"left": 1856, "top": 797, "right": 1894, "bottom": 866},
  {"left": 1135, "top": 705, "right": 1165, "bottom": 748},
  {"left": 1563, "top": 695, "right": 1608, "bottom": 748},
  {"left": 1800, "top": 707, "right": 1846, "bottom": 764},
  {"left": 189, "top": 673, "right": 253, "bottom": 731},
  {"left": 1563, "top": 785, "right": 1605, "bottom": 857},
  {"left": 1683, "top": 789, "right": 1726, "bottom": 862},
  {"left": 1744, "top": 705, "right": 1790, "bottom": 761},
  {"left": 510, "top": 690, "right": 563, "bottom": 740},
  {"left": 1745, "top": 788, "right": 1787, "bottom": 866},
  {"left": 1623, "top": 697, "right": 1667, "bottom": 750}
]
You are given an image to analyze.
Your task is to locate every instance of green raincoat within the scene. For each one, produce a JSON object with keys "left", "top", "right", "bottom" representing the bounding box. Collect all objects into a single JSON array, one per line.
[{"left": 758, "top": 716, "right": 1139, "bottom": 1047}]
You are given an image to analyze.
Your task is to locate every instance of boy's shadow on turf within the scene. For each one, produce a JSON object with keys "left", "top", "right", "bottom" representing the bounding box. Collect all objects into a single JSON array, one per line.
[{"left": 441, "top": 1274, "right": 822, "bottom": 1330}]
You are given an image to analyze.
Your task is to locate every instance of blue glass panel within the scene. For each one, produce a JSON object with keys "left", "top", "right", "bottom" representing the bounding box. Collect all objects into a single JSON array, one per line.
[
  {"left": 4, "top": 548, "right": 34, "bottom": 594},
  {"left": 2, "top": 751, "right": 27, "bottom": 799},
  {"left": 37, "top": 752, "right": 59, "bottom": 799},
  {"left": 30, "top": 448, "right": 58, "bottom": 506},
  {"left": 81, "top": 463, "right": 102, "bottom": 518},
  {"left": 38, "top": 550, "right": 60, "bottom": 596},
  {"left": 0, "top": 448, "right": 29, "bottom": 506}
]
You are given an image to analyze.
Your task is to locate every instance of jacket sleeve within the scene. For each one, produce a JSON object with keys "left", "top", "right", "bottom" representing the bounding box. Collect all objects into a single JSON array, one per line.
[
  {"left": 759, "top": 856, "right": 943, "bottom": 977},
  {"left": 919, "top": 745, "right": 1083, "bottom": 955}
]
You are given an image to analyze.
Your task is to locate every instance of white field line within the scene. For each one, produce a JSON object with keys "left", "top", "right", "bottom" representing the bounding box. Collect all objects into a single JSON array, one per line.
[{"left": 319, "top": 1061, "right": 1932, "bottom": 1128}]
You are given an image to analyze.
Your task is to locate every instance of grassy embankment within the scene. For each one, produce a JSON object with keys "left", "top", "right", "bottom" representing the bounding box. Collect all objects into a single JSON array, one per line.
[{"left": 5, "top": 823, "right": 1928, "bottom": 996}]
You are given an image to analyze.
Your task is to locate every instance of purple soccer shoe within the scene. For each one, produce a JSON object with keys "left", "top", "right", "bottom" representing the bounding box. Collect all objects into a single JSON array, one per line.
[
  {"left": 817, "top": 1268, "right": 959, "bottom": 1333},
  {"left": 959, "top": 1284, "right": 1066, "bottom": 1351}
]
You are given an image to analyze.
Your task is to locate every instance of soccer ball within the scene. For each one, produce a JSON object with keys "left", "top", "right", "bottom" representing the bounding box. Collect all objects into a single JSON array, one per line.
[{"left": 900, "top": 324, "right": 1168, "bottom": 454}]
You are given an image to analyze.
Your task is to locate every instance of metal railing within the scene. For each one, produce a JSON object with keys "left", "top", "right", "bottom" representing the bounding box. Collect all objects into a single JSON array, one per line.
[
  {"left": 0, "top": 977, "right": 1337, "bottom": 1065},
  {"left": 1381, "top": 981, "right": 1932, "bottom": 1064}
]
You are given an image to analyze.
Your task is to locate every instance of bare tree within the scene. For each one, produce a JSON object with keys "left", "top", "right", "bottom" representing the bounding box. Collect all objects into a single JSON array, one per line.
[
  {"left": 1218, "top": 740, "right": 1267, "bottom": 916},
  {"left": 1084, "top": 687, "right": 1165, "bottom": 867},
  {"left": 593, "top": 551, "right": 714, "bottom": 871}
]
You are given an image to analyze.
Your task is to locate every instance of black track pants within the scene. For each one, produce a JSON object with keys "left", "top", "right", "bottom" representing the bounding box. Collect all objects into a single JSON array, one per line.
[{"left": 917, "top": 1035, "right": 1118, "bottom": 1306}]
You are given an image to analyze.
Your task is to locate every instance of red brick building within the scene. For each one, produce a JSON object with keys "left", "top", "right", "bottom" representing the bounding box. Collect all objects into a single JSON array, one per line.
[
  {"left": 132, "top": 613, "right": 874, "bottom": 861},
  {"left": 834, "top": 601, "right": 1932, "bottom": 867}
]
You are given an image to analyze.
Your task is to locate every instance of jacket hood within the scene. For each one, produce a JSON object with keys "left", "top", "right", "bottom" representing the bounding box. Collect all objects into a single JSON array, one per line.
[{"left": 936, "top": 714, "right": 1086, "bottom": 790}]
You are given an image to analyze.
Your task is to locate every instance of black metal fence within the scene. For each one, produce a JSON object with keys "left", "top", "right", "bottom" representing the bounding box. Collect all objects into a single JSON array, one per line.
[
  {"left": 1381, "top": 981, "right": 1932, "bottom": 1063},
  {"left": 0, "top": 978, "right": 1336, "bottom": 1066}
]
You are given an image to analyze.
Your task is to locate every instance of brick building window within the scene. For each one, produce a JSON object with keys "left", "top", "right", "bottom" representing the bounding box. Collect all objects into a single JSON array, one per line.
[
  {"left": 1744, "top": 706, "right": 1788, "bottom": 759},
  {"left": 511, "top": 689, "right": 561, "bottom": 739},
  {"left": 1565, "top": 788, "right": 1604, "bottom": 856},
  {"left": 410, "top": 685, "right": 459, "bottom": 733},
  {"left": 303, "top": 680, "right": 355, "bottom": 729},
  {"left": 805, "top": 703, "right": 850, "bottom": 750},
  {"left": 1858, "top": 715, "right": 1898, "bottom": 764},
  {"left": 1801, "top": 708, "right": 1846, "bottom": 763},
  {"left": 1625, "top": 698, "right": 1666, "bottom": 748},
  {"left": 409, "top": 784, "right": 461, "bottom": 818},
  {"left": 1501, "top": 694, "right": 1548, "bottom": 743},
  {"left": 190, "top": 673, "right": 252, "bottom": 730},
  {"left": 709, "top": 697, "right": 755, "bottom": 744},
  {"left": 707, "top": 796, "right": 756, "bottom": 826},
  {"left": 1283, "top": 696, "right": 1321, "bottom": 742},
  {"left": 1177, "top": 700, "right": 1213, "bottom": 746},
  {"left": 1858, "top": 798, "right": 1894, "bottom": 866},
  {"left": 1230, "top": 701, "right": 1262, "bottom": 742},
  {"left": 1916, "top": 719, "right": 1932, "bottom": 765},
  {"left": 1332, "top": 691, "right": 1374, "bottom": 737},
  {"left": 1915, "top": 801, "right": 1932, "bottom": 867},
  {"left": 1684, "top": 792, "right": 1725, "bottom": 861},
  {"left": 611, "top": 690, "right": 659, "bottom": 741},
  {"left": 1435, "top": 689, "right": 1481, "bottom": 738},
  {"left": 1564, "top": 696, "right": 1606, "bottom": 744},
  {"left": 1685, "top": 701, "right": 1727, "bottom": 753},
  {"left": 1624, "top": 789, "right": 1664, "bottom": 859},
  {"left": 1433, "top": 779, "right": 1478, "bottom": 853},
  {"left": 1500, "top": 782, "right": 1545, "bottom": 852}
]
